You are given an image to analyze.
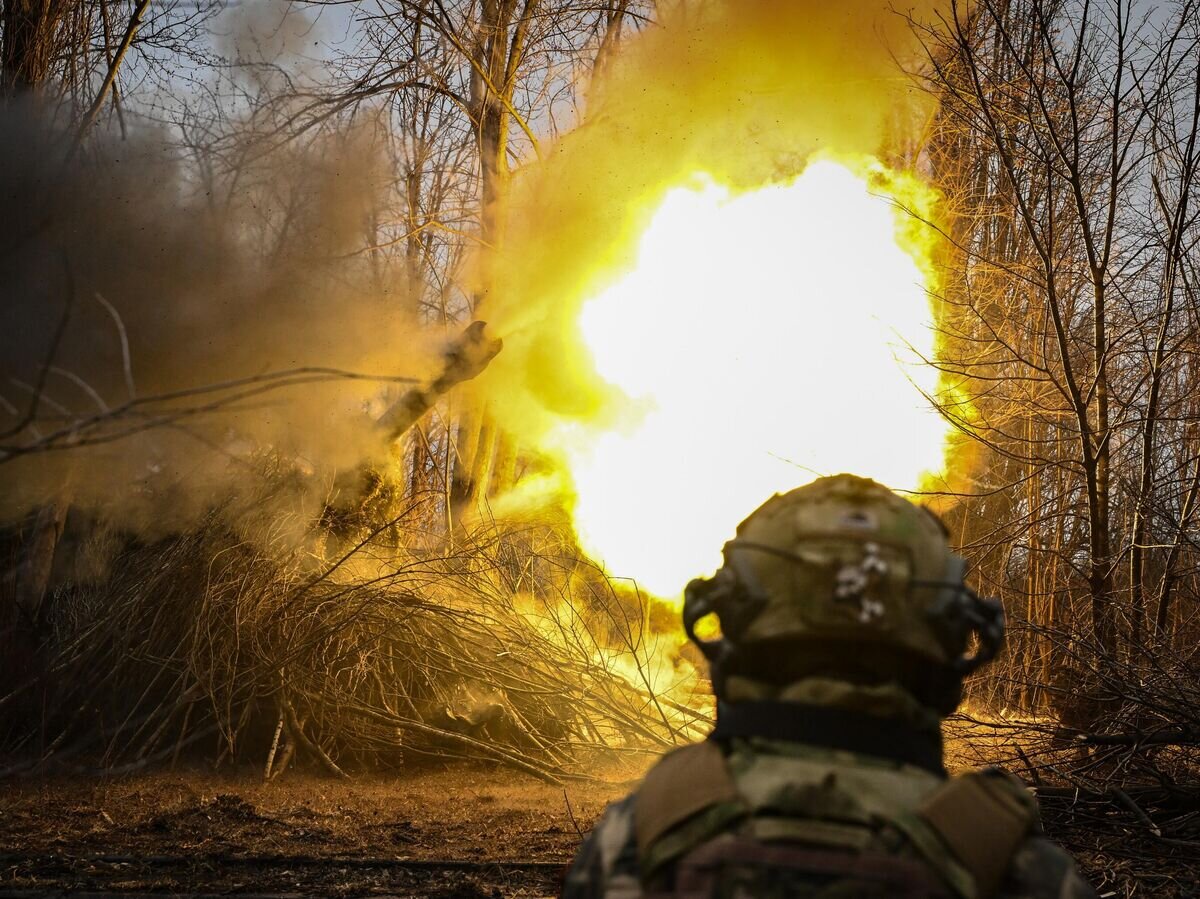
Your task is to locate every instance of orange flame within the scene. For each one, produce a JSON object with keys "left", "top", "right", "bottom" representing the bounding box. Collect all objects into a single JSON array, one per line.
[
  {"left": 479, "top": 1, "right": 956, "bottom": 600},
  {"left": 529, "top": 156, "right": 948, "bottom": 597}
]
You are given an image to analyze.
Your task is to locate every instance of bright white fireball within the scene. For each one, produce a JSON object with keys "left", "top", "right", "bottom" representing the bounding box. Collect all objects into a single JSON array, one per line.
[{"left": 559, "top": 159, "right": 945, "bottom": 597}]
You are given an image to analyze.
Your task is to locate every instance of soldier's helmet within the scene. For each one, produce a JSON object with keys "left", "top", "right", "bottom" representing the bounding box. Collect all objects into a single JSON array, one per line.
[{"left": 683, "top": 474, "right": 1003, "bottom": 714}]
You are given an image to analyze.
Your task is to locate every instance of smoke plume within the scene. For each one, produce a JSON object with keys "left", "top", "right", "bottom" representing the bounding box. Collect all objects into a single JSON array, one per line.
[
  {"left": 470, "top": 0, "right": 947, "bottom": 531},
  {"left": 480, "top": 0, "right": 943, "bottom": 432},
  {"left": 0, "top": 101, "right": 434, "bottom": 543}
]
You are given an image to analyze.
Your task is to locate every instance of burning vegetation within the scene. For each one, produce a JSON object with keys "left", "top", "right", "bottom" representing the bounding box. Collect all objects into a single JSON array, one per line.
[{"left": 2, "top": 0, "right": 1200, "bottom": 893}]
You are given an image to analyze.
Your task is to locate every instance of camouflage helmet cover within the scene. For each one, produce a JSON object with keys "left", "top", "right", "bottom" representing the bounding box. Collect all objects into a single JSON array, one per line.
[{"left": 683, "top": 474, "right": 1003, "bottom": 686}]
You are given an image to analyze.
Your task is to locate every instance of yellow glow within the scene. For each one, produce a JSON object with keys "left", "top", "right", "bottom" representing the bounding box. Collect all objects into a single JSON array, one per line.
[{"left": 553, "top": 158, "right": 946, "bottom": 598}]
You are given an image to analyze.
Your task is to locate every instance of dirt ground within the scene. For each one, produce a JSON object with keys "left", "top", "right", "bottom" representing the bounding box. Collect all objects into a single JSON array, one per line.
[
  {"left": 0, "top": 751, "right": 1173, "bottom": 897},
  {"left": 0, "top": 763, "right": 643, "bottom": 898}
]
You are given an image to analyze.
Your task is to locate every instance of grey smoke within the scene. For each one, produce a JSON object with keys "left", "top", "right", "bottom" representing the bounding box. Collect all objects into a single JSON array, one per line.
[{"left": 0, "top": 100, "right": 435, "bottom": 541}]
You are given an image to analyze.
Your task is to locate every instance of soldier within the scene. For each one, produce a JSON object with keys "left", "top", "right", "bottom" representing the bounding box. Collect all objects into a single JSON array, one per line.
[{"left": 563, "top": 474, "right": 1095, "bottom": 899}]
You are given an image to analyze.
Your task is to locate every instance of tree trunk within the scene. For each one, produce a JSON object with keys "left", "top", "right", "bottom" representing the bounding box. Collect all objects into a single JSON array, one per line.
[
  {"left": 449, "top": 0, "right": 537, "bottom": 518},
  {"left": 1, "top": 0, "right": 59, "bottom": 96}
]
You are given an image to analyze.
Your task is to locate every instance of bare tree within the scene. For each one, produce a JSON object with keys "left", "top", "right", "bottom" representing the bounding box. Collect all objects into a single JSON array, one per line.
[
  {"left": 284, "top": 0, "right": 650, "bottom": 520},
  {"left": 914, "top": 0, "right": 1200, "bottom": 718},
  {"left": 2, "top": 0, "right": 219, "bottom": 123}
]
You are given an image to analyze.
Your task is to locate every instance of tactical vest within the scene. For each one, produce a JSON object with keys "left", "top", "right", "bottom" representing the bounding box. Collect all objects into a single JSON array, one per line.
[{"left": 633, "top": 738, "right": 1037, "bottom": 899}]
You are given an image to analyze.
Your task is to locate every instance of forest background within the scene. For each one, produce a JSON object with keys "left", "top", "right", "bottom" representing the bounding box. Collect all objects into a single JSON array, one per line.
[{"left": 1, "top": 0, "right": 1199, "bottom": 893}]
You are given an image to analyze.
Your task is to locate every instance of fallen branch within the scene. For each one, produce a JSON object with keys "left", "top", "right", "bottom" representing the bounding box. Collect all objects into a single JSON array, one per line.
[{"left": 281, "top": 692, "right": 349, "bottom": 780}]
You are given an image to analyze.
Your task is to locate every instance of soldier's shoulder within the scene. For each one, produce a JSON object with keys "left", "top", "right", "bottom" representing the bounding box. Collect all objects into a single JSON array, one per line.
[
  {"left": 562, "top": 741, "right": 720, "bottom": 897},
  {"left": 929, "top": 766, "right": 1096, "bottom": 899},
  {"left": 999, "top": 833, "right": 1098, "bottom": 899}
]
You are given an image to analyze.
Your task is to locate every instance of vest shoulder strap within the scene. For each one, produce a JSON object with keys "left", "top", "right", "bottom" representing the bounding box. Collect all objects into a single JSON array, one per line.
[
  {"left": 918, "top": 768, "right": 1038, "bottom": 899},
  {"left": 633, "top": 740, "right": 740, "bottom": 860}
]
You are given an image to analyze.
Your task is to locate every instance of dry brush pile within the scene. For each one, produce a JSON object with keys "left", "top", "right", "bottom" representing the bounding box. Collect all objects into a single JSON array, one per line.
[
  {"left": 952, "top": 626, "right": 1200, "bottom": 893},
  {"left": 0, "top": 483, "right": 711, "bottom": 783}
]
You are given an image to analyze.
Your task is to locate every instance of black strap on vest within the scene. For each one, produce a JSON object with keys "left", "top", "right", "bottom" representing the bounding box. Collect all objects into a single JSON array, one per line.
[{"left": 710, "top": 701, "right": 947, "bottom": 777}]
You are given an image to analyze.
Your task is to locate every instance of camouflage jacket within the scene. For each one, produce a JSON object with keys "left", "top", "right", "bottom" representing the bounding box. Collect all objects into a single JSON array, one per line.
[{"left": 562, "top": 738, "right": 1096, "bottom": 899}]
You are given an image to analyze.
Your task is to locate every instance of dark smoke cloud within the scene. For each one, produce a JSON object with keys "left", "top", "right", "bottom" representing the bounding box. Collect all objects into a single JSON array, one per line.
[{"left": 0, "top": 100, "right": 435, "bottom": 542}]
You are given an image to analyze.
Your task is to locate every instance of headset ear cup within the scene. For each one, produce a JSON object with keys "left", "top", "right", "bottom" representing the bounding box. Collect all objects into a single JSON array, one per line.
[
  {"left": 683, "top": 570, "right": 749, "bottom": 696},
  {"left": 683, "top": 573, "right": 730, "bottom": 663},
  {"left": 684, "top": 565, "right": 773, "bottom": 698},
  {"left": 954, "top": 594, "right": 1006, "bottom": 675}
]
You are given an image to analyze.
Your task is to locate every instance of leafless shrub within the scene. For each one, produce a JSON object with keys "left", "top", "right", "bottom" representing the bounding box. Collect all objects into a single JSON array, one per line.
[{"left": 0, "top": 472, "right": 709, "bottom": 782}]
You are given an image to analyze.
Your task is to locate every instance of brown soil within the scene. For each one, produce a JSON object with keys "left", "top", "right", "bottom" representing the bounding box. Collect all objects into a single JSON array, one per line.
[
  {"left": 0, "top": 746, "right": 1161, "bottom": 897},
  {"left": 0, "top": 762, "right": 645, "bottom": 897}
]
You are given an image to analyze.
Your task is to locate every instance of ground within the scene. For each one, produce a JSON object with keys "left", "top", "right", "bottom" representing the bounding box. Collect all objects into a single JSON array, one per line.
[
  {"left": 0, "top": 751, "right": 1173, "bottom": 897},
  {"left": 0, "top": 764, "right": 639, "bottom": 898}
]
